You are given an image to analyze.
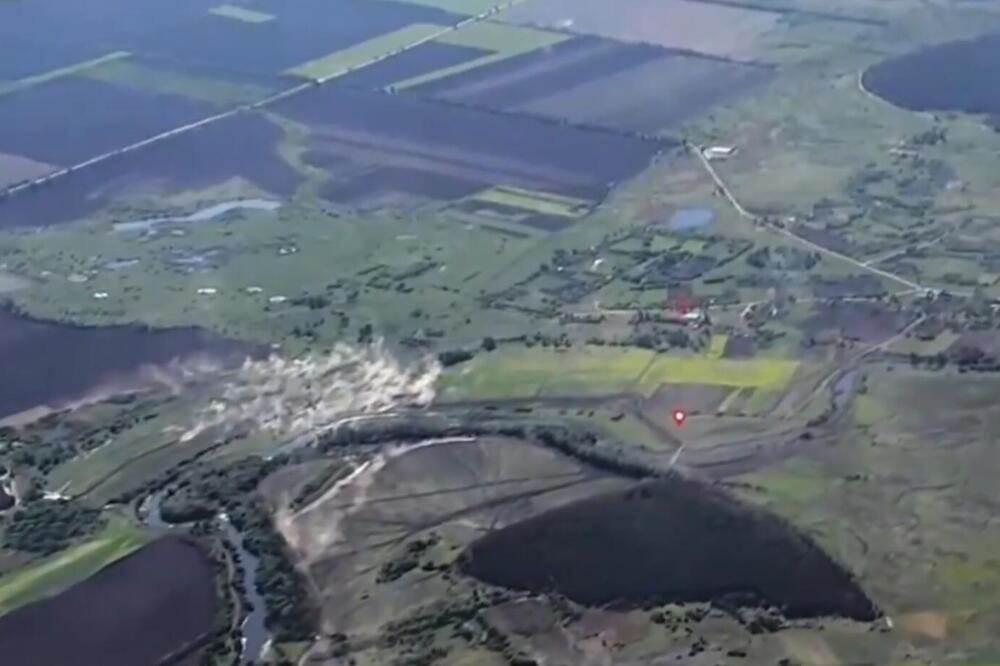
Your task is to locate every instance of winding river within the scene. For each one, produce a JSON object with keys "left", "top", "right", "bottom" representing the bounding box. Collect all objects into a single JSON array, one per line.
[
  {"left": 113, "top": 198, "right": 280, "bottom": 233},
  {"left": 140, "top": 491, "right": 272, "bottom": 663}
]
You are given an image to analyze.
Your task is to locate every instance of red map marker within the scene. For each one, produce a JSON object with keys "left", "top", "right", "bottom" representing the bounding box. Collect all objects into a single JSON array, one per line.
[{"left": 671, "top": 409, "right": 687, "bottom": 427}]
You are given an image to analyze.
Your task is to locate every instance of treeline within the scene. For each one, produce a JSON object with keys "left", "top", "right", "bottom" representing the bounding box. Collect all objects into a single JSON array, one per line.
[
  {"left": 230, "top": 500, "right": 316, "bottom": 643},
  {"left": 320, "top": 418, "right": 658, "bottom": 481},
  {"left": 3, "top": 500, "right": 104, "bottom": 554},
  {"left": 906, "top": 345, "right": 1000, "bottom": 372},
  {"left": 152, "top": 454, "right": 318, "bottom": 644},
  {"left": 3, "top": 396, "right": 162, "bottom": 477}
]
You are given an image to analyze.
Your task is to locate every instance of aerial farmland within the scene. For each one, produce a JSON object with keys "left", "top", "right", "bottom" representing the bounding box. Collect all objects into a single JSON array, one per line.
[{"left": 1, "top": 0, "right": 1000, "bottom": 664}]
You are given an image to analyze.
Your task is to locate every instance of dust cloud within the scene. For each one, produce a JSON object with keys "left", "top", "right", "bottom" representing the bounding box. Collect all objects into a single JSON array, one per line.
[{"left": 182, "top": 341, "right": 440, "bottom": 442}]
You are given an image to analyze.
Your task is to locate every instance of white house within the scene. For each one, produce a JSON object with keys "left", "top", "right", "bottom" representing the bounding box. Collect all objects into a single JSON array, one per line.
[{"left": 703, "top": 145, "right": 737, "bottom": 160}]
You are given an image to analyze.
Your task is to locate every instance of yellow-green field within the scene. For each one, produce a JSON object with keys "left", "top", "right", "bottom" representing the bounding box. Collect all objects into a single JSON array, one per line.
[
  {"left": 287, "top": 23, "right": 447, "bottom": 80},
  {"left": 209, "top": 4, "right": 274, "bottom": 23},
  {"left": 469, "top": 185, "right": 592, "bottom": 218},
  {"left": 392, "top": 21, "right": 569, "bottom": 89},
  {"left": 440, "top": 347, "right": 800, "bottom": 400},
  {"left": 637, "top": 356, "right": 799, "bottom": 392},
  {"left": 0, "top": 518, "right": 149, "bottom": 617},
  {"left": 705, "top": 334, "right": 728, "bottom": 359}
]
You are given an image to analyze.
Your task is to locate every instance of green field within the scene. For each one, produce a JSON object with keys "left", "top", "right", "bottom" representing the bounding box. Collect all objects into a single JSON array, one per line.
[
  {"left": 391, "top": 21, "right": 569, "bottom": 89},
  {"left": 705, "top": 334, "right": 728, "bottom": 359},
  {"left": 639, "top": 356, "right": 799, "bottom": 391},
  {"left": 441, "top": 347, "right": 800, "bottom": 400},
  {"left": 0, "top": 198, "right": 548, "bottom": 352},
  {"left": 209, "top": 4, "right": 275, "bottom": 23},
  {"left": 736, "top": 367, "right": 1000, "bottom": 656},
  {"left": 287, "top": 23, "right": 447, "bottom": 80},
  {"left": 442, "top": 347, "right": 652, "bottom": 399},
  {"left": 3, "top": 3, "right": 1000, "bottom": 664},
  {"left": 469, "top": 186, "right": 592, "bottom": 218},
  {"left": 0, "top": 519, "right": 149, "bottom": 617}
]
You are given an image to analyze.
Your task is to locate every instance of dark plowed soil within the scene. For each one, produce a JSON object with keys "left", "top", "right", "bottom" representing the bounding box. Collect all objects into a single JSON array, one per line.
[
  {"left": 0, "top": 536, "right": 217, "bottom": 666},
  {"left": 804, "top": 301, "right": 905, "bottom": 343},
  {"left": 460, "top": 477, "right": 878, "bottom": 621},
  {"left": 0, "top": 308, "right": 253, "bottom": 419},
  {"left": 862, "top": 33, "right": 1000, "bottom": 115}
]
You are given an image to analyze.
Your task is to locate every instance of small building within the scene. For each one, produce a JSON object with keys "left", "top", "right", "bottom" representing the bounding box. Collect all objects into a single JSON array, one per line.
[
  {"left": 682, "top": 309, "right": 708, "bottom": 326},
  {"left": 703, "top": 145, "right": 737, "bottom": 160}
]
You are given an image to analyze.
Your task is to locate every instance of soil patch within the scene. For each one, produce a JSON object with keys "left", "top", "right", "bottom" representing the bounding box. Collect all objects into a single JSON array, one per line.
[
  {"left": 803, "top": 301, "right": 904, "bottom": 343},
  {"left": 414, "top": 36, "right": 770, "bottom": 134},
  {"left": 0, "top": 77, "right": 212, "bottom": 167},
  {"left": 0, "top": 536, "right": 217, "bottom": 666},
  {"left": 275, "top": 86, "right": 666, "bottom": 204},
  {"left": 337, "top": 41, "right": 490, "bottom": 90},
  {"left": 862, "top": 33, "right": 1000, "bottom": 116},
  {"left": 0, "top": 153, "right": 56, "bottom": 190},
  {"left": 0, "top": 308, "right": 253, "bottom": 419},
  {"left": 460, "top": 476, "right": 878, "bottom": 620},
  {"left": 0, "top": 112, "right": 299, "bottom": 228},
  {"left": 280, "top": 436, "right": 630, "bottom": 635},
  {"left": 723, "top": 334, "right": 755, "bottom": 358},
  {"left": 501, "top": 0, "right": 781, "bottom": 59},
  {"left": 0, "top": 0, "right": 463, "bottom": 78}
]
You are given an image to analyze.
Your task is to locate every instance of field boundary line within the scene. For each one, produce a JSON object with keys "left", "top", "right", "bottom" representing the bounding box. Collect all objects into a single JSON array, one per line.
[
  {"left": 630, "top": 352, "right": 660, "bottom": 395},
  {"left": 0, "top": 51, "right": 132, "bottom": 98},
  {"left": 0, "top": 0, "right": 529, "bottom": 201}
]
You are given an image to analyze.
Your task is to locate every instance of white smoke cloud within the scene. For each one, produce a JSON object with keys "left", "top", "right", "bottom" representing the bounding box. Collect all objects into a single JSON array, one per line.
[{"left": 181, "top": 341, "right": 441, "bottom": 443}]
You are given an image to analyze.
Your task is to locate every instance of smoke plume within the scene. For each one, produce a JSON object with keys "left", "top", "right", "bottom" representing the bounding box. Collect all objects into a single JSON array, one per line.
[{"left": 182, "top": 341, "right": 440, "bottom": 442}]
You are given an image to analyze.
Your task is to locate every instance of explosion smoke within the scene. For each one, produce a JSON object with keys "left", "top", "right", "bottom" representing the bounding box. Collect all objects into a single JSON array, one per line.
[{"left": 182, "top": 341, "right": 440, "bottom": 442}]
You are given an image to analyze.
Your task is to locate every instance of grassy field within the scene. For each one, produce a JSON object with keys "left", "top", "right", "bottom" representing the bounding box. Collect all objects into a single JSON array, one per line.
[
  {"left": 3, "top": 5, "right": 1000, "bottom": 664},
  {"left": 587, "top": 410, "right": 665, "bottom": 448},
  {"left": 209, "top": 4, "right": 275, "bottom": 23},
  {"left": 42, "top": 395, "right": 223, "bottom": 505},
  {"left": 0, "top": 195, "right": 547, "bottom": 350},
  {"left": 638, "top": 355, "right": 799, "bottom": 391},
  {"left": 440, "top": 347, "right": 800, "bottom": 400},
  {"left": 392, "top": 20, "right": 569, "bottom": 89},
  {"left": 705, "top": 334, "right": 728, "bottom": 359},
  {"left": 286, "top": 23, "right": 448, "bottom": 80},
  {"left": 441, "top": 347, "right": 652, "bottom": 399},
  {"left": 0, "top": 518, "right": 149, "bottom": 617},
  {"left": 738, "top": 366, "right": 1000, "bottom": 662},
  {"left": 276, "top": 436, "right": 629, "bottom": 640}
]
